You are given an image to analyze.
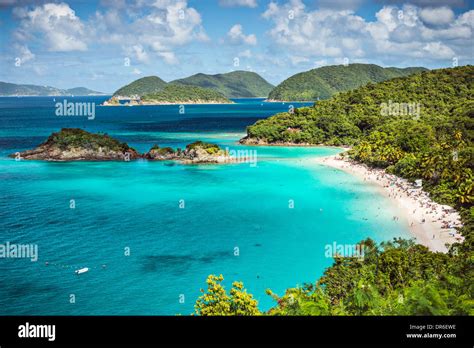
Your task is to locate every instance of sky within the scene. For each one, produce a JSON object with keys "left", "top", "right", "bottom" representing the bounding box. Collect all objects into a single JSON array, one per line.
[{"left": 0, "top": 0, "right": 472, "bottom": 92}]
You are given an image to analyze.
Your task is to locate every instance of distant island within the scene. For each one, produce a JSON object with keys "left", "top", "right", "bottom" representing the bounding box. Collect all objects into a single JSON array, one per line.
[
  {"left": 172, "top": 70, "right": 274, "bottom": 98},
  {"left": 10, "top": 128, "right": 232, "bottom": 164},
  {"left": 267, "top": 64, "right": 427, "bottom": 101},
  {"left": 105, "top": 84, "right": 233, "bottom": 106},
  {"left": 0, "top": 81, "right": 107, "bottom": 96},
  {"left": 2, "top": 64, "right": 428, "bottom": 100},
  {"left": 111, "top": 71, "right": 273, "bottom": 99}
]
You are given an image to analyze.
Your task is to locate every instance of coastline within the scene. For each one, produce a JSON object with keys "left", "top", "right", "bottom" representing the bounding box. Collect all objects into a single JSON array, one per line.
[
  {"left": 102, "top": 100, "right": 235, "bottom": 106},
  {"left": 265, "top": 99, "right": 317, "bottom": 103},
  {"left": 312, "top": 153, "right": 464, "bottom": 253},
  {"left": 239, "top": 138, "right": 343, "bottom": 147}
]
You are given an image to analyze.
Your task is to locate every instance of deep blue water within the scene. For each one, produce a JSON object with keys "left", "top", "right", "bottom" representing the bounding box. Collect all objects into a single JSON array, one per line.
[{"left": 0, "top": 97, "right": 410, "bottom": 315}]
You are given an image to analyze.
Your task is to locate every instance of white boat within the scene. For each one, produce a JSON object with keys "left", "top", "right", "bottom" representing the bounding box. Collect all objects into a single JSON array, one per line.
[{"left": 75, "top": 267, "right": 89, "bottom": 275}]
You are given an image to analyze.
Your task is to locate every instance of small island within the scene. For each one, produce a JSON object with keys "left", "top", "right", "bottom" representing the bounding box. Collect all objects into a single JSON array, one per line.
[
  {"left": 145, "top": 141, "right": 231, "bottom": 163},
  {"left": 140, "top": 85, "right": 233, "bottom": 105},
  {"left": 9, "top": 128, "right": 141, "bottom": 161},
  {"left": 104, "top": 84, "right": 233, "bottom": 106},
  {"left": 11, "top": 128, "right": 232, "bottom": 164}
]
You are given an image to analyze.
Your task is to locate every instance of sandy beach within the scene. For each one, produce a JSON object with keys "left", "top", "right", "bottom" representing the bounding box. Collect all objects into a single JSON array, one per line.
[{"left": 313, "top": 154, "right": 464, "bottom": 253}]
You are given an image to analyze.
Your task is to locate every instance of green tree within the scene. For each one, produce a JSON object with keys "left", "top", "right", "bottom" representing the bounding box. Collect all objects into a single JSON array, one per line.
[{"left": 194, "top": 274, "right": 261, "bottom": 316}]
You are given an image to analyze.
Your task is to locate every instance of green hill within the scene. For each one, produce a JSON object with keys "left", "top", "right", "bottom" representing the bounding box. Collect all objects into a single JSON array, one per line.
[
  {"left": 171, "top": 70, "right": 274, "bottom": 98},
  {"left": 113, "top": 76, "right": 167, "bottom": 97},
  {"left": 267, "top": 64, "right": 428, "bottom": 101},
  {"left": 141, "top": 84, "right": 232, "bottom": 104}
]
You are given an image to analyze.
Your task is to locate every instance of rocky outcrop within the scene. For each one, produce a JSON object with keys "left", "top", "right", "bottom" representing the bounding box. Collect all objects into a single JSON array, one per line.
[
  {"left": 11, "top": 129, "right": 232, "bottom": 164},
  {"left": 145, "top": 141, "right": 231, "bottom": 164},
  {"left": 144, "top": 145, "right": 178, "bottom": 160},
  {"left": 10, "top": 128, "right": 141, "bottom": 161}
]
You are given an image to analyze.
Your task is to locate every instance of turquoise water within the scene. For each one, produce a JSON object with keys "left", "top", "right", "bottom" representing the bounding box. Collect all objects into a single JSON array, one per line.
[{"left": 0, "top": 97, "right": 410, "bottom": 314}]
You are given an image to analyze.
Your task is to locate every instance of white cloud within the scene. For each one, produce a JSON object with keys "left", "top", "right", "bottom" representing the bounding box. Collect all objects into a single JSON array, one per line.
[
  {"left": 314, "top": 59, "right": 328, "bottom": 67},
  {"left": 219, "top": 0, "right": 258, "bottom": 8},
  {"left": 14, "top": 44, "right": 35, "bottom": 64},
  {"left": 384, "top": 0, "right": 465, "bottom": 7},
  {"left": 262, "top": 1, "right": 473, "bottom": 65},
  {"left": 93, "top": 0, "right": 208, "bottom": 64},
  {"left": 227, "top": 24, "right": 257, "bottom": 45},
  {"left": 127, "top": 44, "right": 149, "bottom": 64},
  {"left": 239, "top": 49, "right": 252, "bottom": 58},
  {"left": 14, "top": 3, "right": 87, "bottom": 52},
  {"left": 132, "top": 68, "right": 142, "bottom": 75},
  {"left": 290, "top": 56, "right": 309, "bottom": 65},
  {"left": 419, "top": 6, "right": 455, "bottom": 26},
  {"left": 12, "top": 1, "right": 208, "bottom": 65},
  {"left": 422, "top": 42, "right": 455, "bottom": 59},
  {"left": 158, "top": 51, "right": 178, "bottom": 65}
]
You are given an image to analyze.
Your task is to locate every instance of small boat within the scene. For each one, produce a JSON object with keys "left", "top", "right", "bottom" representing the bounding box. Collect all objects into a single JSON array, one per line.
[{"left": 75, "top": 267, "right": 89, "bottom": 275}]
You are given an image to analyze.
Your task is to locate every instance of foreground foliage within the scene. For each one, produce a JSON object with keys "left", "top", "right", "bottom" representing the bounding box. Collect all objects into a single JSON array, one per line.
[
  {"left": 195, "top": 237, "right": 473, "bottom": 315},
  {"left": 194, "top": 275, "right": 260, "bottom": 315}
]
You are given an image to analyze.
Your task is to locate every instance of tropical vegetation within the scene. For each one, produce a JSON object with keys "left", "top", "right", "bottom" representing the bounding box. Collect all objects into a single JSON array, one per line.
[
  {"left": 186, "top": 140, "right": 222, "bottom": 155},
  {"left": 45, "top": 128, "right": 133, "bottom": 152}
]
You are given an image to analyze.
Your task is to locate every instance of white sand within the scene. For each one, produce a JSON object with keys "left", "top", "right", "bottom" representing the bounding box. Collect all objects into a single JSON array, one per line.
[{"left": 312, "top": 154, "right": 464, "bottom": 253}]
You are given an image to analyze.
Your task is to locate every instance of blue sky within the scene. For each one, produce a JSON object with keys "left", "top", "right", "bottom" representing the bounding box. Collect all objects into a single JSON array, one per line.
[{"left": 0, "top": 0, "right": 472, "bottom": 92}]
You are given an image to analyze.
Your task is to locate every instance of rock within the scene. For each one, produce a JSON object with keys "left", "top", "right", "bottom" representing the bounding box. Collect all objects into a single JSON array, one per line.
[
  {"left": 103, "top": 96, "right": 120, "bottom": 106},
  {"left": 144, "top": 145, "right": 179, "bottom": 160}
]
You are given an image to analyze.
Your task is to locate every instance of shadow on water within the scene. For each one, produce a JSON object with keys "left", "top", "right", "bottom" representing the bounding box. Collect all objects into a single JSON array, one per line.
[{"left": 141, "top": 250, "right": 230, "bottom": 275}]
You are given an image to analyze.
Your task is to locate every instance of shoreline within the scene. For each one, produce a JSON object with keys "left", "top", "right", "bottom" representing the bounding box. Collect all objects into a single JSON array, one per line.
[
  {"left": 312, "top": 154, "right": 464, "bottom": 253},
  {"left": 238, "top": 139, "right": 348, "bottom": 148},
  {"left": 102, "top": 101, "right": 235, "bottom": 106}
]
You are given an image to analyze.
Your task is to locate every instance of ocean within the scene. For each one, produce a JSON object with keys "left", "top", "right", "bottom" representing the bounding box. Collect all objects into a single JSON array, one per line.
[{"left": 0, "top": 97, "right": 410, "bottom": 314}]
